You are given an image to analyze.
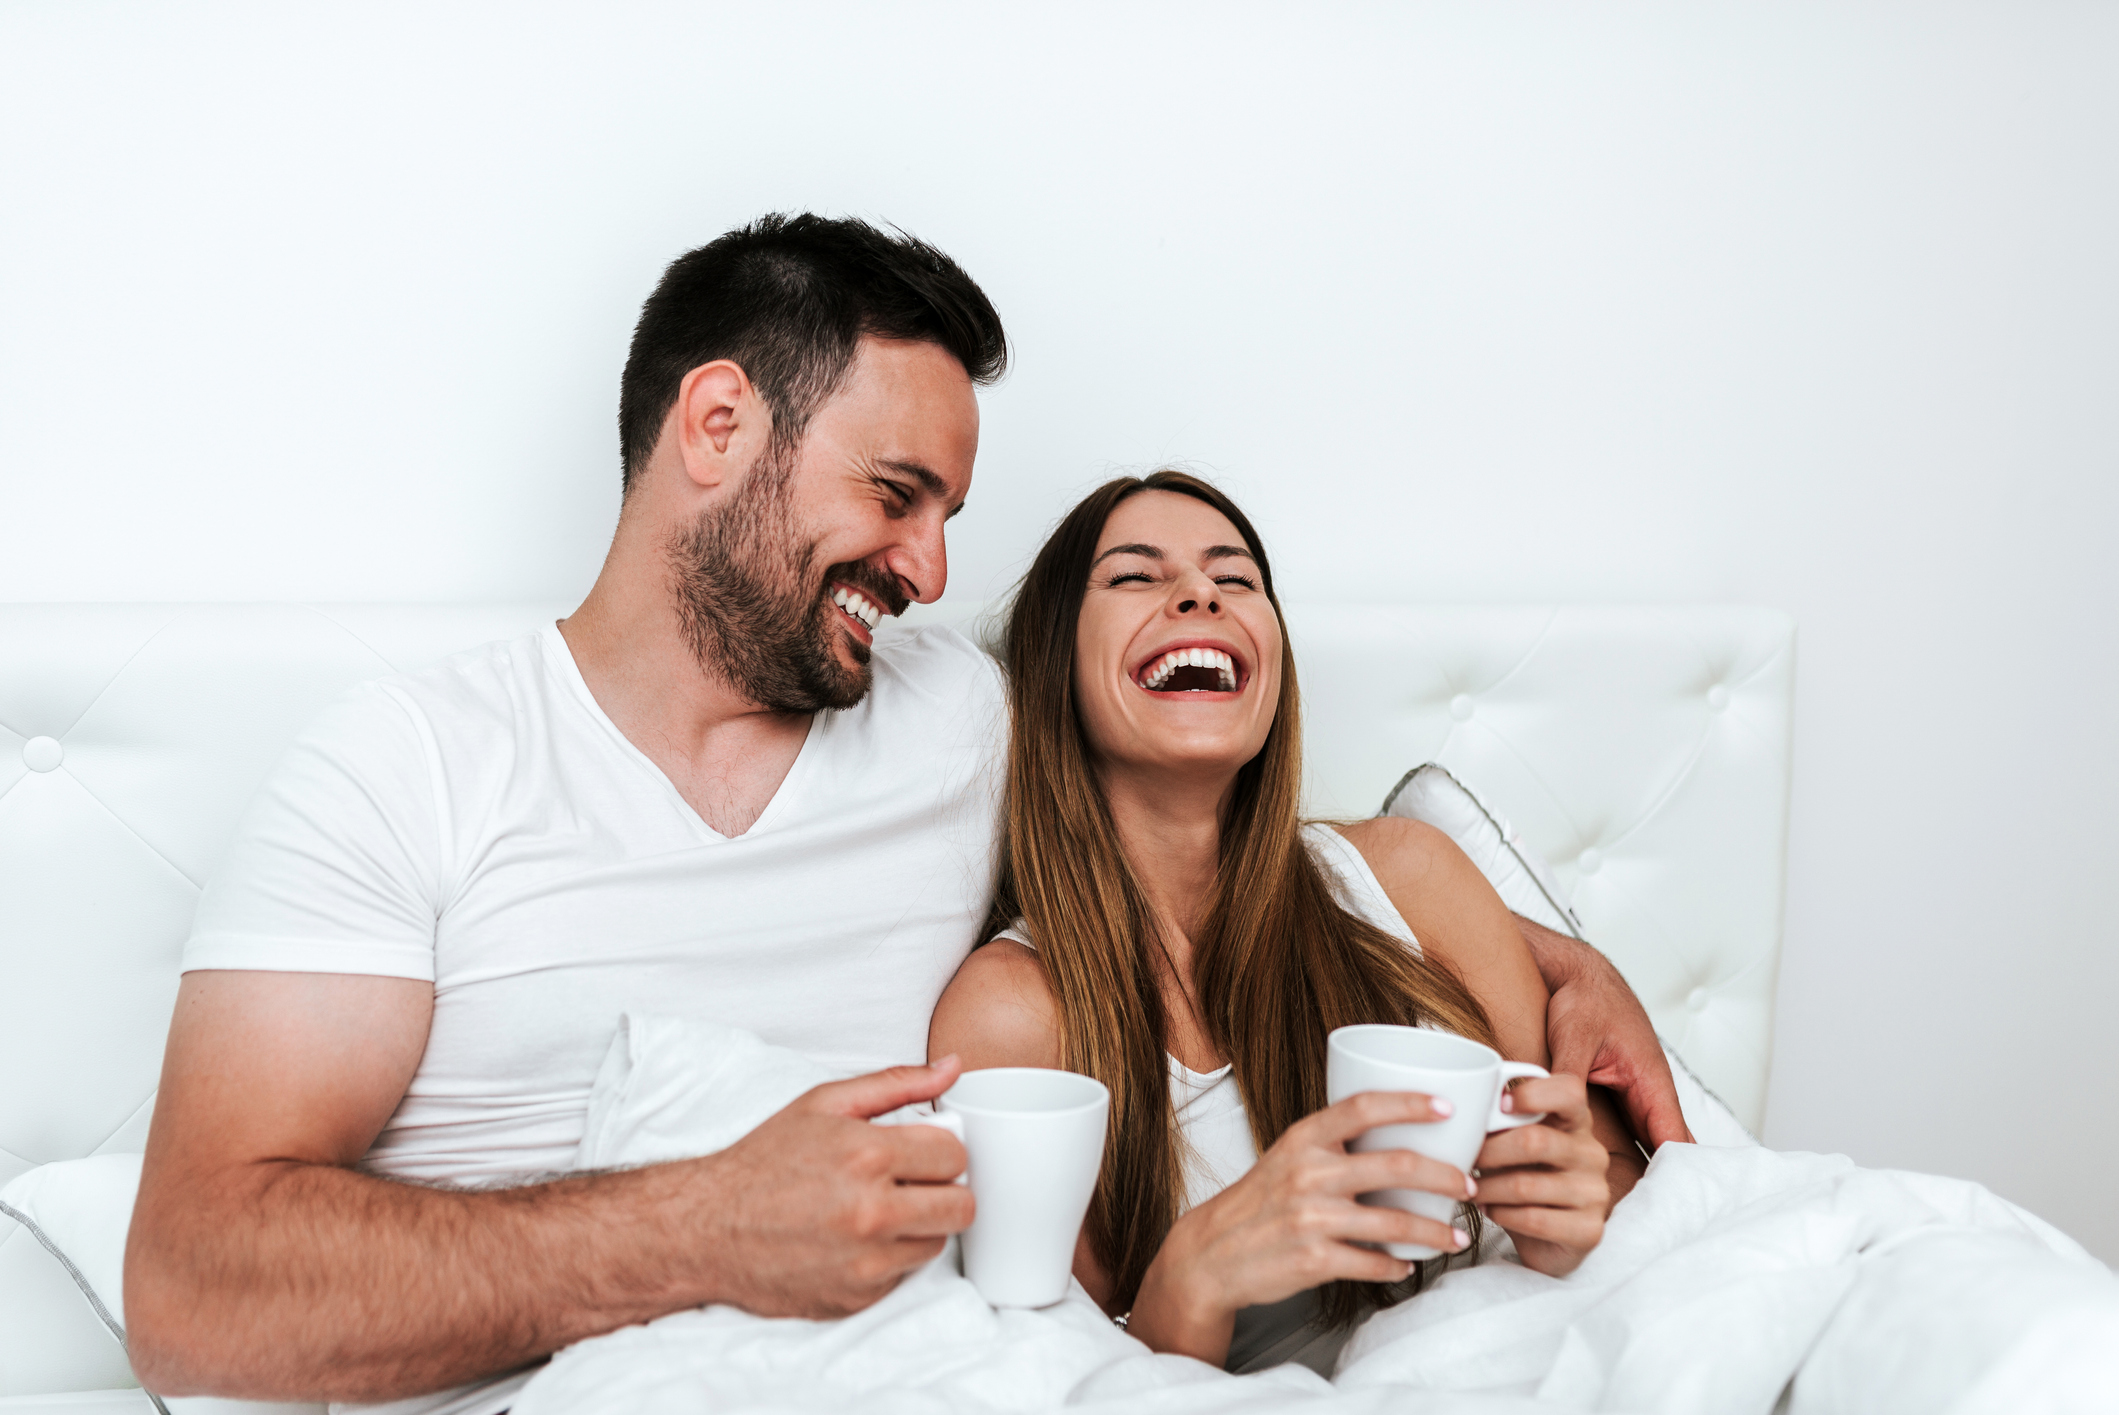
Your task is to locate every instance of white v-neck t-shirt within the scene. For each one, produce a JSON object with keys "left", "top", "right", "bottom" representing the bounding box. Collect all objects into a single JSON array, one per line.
[{"left": 186, "top": 619, "right": 1004, "bottom": 1182}]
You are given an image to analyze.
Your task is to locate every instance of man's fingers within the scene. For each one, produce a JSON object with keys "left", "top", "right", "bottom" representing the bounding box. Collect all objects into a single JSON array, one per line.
[
  {"left": 805, "top": 1056, "right": 963, "bottom": 1120},
  {"left": 1620, "top": 1071, "right": 1695, "bottom": 1150},
  {"left": 878, "top": 1122, "right": 969, "bottom": 1184},
  {"left": 882, "top": 1179, "right": 977, "bottom": 1239}
]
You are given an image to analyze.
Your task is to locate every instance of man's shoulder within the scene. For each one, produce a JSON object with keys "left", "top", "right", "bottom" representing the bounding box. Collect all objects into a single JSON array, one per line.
[
  {"left": 868, "top": 621, "right": 1003, "bottom": 703},
  {"left": 293, "top": 630, "right": 555, "bottom": 774}
]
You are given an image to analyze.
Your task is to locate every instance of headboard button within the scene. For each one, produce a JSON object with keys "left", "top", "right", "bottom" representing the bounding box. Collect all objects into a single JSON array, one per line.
[
  {"left": 22, "top": 735, "right": 64, "bottom": 772},
  {"left": 1448, "top": 693, "right": 1474, "bottom": 722},
  {"left": 1577, "top": 847, "right": 1603, "bottom": 876},
  {"left": 1707, "top": 684, "right": 1731, "bottom": 712},
  {"left": 1686, "top": 986, "right": 1710, "bottom": 1013}
]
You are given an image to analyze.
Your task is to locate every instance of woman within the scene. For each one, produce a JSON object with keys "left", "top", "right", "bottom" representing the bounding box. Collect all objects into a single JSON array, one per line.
[{"left": 930, "top": 471, "right": 1644, "bottom": 1374}]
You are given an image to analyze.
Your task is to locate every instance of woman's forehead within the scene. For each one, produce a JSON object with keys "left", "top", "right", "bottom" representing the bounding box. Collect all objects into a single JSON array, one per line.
[{"left": 1095, "top": 490, "right": 1251, "bottom": 559}]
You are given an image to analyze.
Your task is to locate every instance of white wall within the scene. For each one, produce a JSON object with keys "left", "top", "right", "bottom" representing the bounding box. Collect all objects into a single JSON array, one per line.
[{"left": 4, "top": 3, "right": 2114, "bottom": 1259}]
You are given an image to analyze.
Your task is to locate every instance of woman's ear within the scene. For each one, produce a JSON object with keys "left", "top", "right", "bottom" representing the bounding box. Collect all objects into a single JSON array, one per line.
[{"left": 673, "top": 359, "right": 772, "bottom": 492}]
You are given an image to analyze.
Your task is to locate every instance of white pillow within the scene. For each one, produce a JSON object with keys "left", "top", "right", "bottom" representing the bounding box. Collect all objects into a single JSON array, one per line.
[
  {"left": 0, "top": 1156, "right": 325, "bottom": 1415},
  {"left": 1379, "top": 762, "right": 1757, "bottom": 1148}
]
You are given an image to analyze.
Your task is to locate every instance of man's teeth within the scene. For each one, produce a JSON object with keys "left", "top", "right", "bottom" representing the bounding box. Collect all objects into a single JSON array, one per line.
[
  {"left": 1139, "top": 647, "right": 1239, "bottom": 693},
  {"left": 831, "top": 587, "right": 883, "bottom": 631}
]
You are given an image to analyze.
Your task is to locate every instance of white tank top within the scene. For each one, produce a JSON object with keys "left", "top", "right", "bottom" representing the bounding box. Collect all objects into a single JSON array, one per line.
[{"left": 993, "top": 822, "right": 1426, "bottom": 1375}]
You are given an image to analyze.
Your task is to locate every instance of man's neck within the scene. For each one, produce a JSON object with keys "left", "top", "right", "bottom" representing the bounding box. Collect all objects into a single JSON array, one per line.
[{"left": 558, "top": 521, "right": 812, "bottom": 837}]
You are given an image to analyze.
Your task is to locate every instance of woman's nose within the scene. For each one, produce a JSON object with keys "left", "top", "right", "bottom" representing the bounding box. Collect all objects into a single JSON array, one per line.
[{"left": 1173, "top": 586, "right": 1220, "bottom": 616}]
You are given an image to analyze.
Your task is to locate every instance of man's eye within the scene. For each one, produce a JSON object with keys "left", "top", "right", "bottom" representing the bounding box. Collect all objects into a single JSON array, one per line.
[{"left": 1105, "top": 572, "right": 1154, "bottom": 587}]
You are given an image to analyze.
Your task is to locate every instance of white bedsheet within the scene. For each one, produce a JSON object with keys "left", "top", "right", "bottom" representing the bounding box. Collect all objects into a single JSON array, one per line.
[{"left": 511, "top": 1017, "right": 2119, "bottom": 1415}]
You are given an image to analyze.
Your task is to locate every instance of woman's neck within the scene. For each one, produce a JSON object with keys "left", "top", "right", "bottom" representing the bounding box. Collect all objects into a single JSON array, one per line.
[{"left": 1098, "top": 765, "right": 1233, "bottom": 971}]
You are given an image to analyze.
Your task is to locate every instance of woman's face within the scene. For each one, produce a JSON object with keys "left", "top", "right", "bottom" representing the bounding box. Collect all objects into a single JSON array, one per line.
[{"left": 1073, "top": 490, "right": 1283, "bottom": 782}]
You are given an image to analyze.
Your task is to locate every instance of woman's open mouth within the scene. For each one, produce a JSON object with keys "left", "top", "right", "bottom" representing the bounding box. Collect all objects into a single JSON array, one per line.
[{"left": 1133, "top": 644, "right": 1245, "bottom": 696}]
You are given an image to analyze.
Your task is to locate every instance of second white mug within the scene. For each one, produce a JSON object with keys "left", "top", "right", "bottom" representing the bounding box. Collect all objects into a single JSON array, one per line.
[
  {"left": 938, "top": 1067, "right": 1109, "bottom": 1308},
  {"left": 1325, "top": 1024, "right": 1548, "bottom": 1260}
]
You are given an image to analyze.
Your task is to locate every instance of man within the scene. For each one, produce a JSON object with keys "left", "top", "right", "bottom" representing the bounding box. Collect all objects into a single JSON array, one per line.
[{"left": 125, "top": 214, "right": 1689, "bottom": 1413}]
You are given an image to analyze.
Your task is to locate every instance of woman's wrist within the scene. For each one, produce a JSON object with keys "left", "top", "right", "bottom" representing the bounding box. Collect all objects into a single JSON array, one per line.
[{"left": 1123, "top": 1226, "right": 1237, "bottom": 1365}]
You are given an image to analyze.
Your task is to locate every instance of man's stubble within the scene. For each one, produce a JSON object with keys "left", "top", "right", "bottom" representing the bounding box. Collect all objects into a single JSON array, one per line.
[{"left": 665, "top": 440, "right": 903, "bottom": 714}]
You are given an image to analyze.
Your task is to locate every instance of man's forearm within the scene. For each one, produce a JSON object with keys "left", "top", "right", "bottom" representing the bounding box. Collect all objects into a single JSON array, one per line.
[
  {"left": 127, "top": 1156, "right": 711, "bottom": 1402},
  {"left": 1510, "top": 911, "right": 1694, "bottom": 1150}
]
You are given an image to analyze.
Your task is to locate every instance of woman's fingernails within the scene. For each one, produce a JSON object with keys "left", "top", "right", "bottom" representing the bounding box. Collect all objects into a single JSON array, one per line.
[
  {"left": 1465, "top": 1175, "right": 1478, "bottom": 1199},
  {"left": 1452, "top": 1227, "right": 1471, "bottom": 1251},
  {"left": 1431, "top": 1097, "right": 1454, "bottom": 1118},
  {"left": 1499, "top": 1090, "right": 1514, "bottom": 1113}
]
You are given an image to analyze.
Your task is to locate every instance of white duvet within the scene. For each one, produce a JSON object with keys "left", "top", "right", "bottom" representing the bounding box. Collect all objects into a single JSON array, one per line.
[{"left": 511, "top": 1017, "right": 2119, "bottom": 1415}]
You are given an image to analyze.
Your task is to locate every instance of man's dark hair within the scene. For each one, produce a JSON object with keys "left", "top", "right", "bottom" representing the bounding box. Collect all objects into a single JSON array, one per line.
[{"left": 617, "top": 213, "right": 1009, "bottom": 492}]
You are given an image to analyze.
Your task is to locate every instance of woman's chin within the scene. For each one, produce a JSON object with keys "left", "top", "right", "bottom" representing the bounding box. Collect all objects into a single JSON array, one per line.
[{"left": 1101, "top": 737, "right": 1265, "bottom": 784}]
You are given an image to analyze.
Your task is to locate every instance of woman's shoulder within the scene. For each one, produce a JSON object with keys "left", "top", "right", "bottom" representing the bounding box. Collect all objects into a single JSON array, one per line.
[
  {"left": 1330, "top": 815, "right": 1458, "bottom": 887},
  {"left": 928, "top": 934, "right": 1064, "bottom": 1070}
]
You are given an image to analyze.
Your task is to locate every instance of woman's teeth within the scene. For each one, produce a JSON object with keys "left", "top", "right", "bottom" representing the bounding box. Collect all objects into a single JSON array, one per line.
[
  {"left": 832, "top": 587, "right": 883, "bottom": 631},
  {"left": 1139, "top": 647, "right": 1238, "bottom": 693}
]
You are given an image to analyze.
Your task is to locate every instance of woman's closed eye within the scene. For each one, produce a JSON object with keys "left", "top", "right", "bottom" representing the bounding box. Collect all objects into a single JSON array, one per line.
[
  {"left": 1104, "top": 571, "right": 1156, "bottom": 587},
  {"left": 1213, "top": 573, "right": 1259, "bottom": 590}
]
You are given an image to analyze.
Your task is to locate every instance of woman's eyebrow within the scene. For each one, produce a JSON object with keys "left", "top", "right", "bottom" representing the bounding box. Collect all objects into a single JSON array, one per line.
[
  {"left": 1202, "top": 544, "right": 1256, "bottom": 564},
  {"left": 1090, "top": 542, "right": 1163, "bottom": 568}
]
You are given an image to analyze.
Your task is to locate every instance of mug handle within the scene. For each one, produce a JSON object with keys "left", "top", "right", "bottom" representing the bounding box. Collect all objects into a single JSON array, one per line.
[{"left": 1487, "top": 1061, "right": 1550, "bottom": 1131}]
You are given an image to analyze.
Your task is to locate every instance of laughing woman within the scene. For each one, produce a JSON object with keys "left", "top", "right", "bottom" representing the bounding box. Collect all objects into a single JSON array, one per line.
[{"left": 929, "top": 471, "right": 1642, "bottom": 1375}]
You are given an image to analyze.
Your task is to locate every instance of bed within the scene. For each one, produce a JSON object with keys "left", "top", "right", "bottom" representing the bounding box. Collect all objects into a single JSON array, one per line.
[{"left": 3, "top": 598, "right": 1797, "bottom": 1409}]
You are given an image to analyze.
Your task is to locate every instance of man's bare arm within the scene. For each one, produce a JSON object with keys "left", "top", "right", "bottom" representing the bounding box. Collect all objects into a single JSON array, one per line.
[
  {"left": 125, "top": 971, "right": 971, "bottom": 1403},
  {"left": 1510, "top": 915, "right": 1695, "bottom": 1152}
]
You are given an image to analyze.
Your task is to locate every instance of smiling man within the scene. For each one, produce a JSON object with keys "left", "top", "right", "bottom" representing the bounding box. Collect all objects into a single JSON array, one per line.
[{"left": 124, "top": 216, "right": 1012, "bottom": 1415}]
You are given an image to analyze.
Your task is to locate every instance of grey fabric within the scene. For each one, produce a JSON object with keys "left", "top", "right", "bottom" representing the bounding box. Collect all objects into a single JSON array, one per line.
[{"left": 0, "top": 1198, "right": 171, "bottom": 1415}]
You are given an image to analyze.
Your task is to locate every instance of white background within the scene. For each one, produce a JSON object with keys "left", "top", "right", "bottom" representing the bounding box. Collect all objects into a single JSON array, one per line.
[{"left": 3, "top": 3, "right": 2114, "bottom": 1260}]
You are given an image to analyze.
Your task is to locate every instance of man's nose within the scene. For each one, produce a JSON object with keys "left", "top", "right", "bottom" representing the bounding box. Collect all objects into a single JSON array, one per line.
[{"left": 884, "top": 516, "right": 949, "bottom": 606}]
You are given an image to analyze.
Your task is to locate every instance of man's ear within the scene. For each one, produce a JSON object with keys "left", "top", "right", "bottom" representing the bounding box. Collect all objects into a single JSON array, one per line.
[{"left": 673, "top": 360, "right": 771, "bottom": 492}]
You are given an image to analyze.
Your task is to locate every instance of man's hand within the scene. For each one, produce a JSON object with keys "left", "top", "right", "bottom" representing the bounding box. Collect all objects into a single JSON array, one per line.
[
  {"left": 686, "top": 1062, "right": 974, "bottom": 1318},
  {"left": 1512, "top": 915, "right": 1694, "bottom": 1151},
  {"left": 127, "top": 970, "right": 973, "bottom": 1403}
]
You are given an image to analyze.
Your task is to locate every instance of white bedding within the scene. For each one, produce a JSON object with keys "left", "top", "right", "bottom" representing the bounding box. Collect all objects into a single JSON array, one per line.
[{"left": 512, "top": 1017, "right": 2119, "bottom": 1415}]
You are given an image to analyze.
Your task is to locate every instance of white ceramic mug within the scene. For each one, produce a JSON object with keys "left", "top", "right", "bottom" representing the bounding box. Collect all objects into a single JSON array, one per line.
[
  {"left": 937, "top": 1067, "right": 1109, "bottom": 1308},
  {"left": 1325, "top": 1024, "right": 1549, "bottom": 1260}
]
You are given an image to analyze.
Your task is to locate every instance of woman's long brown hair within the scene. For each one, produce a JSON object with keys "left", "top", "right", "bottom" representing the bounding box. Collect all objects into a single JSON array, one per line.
[{"left": 987, "top": 470, "right": 1498, "bottom": 1326}]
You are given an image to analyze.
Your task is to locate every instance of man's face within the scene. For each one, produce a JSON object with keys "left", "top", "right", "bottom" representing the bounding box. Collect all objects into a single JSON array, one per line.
[{"left": 668, "top": 337, "right": 980, "bottom": 712}]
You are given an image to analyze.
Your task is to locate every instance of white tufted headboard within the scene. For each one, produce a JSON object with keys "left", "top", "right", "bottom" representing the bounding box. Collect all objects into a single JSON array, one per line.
[{"left": 0, "top": 600, "right": 1792, "bottom": 1401}]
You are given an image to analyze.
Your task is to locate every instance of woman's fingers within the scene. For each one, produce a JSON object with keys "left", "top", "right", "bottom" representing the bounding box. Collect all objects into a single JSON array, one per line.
[
  {"left": 1476, "top": 1113, "right": 1603, "bottom": 1173},
  {"left": 1503, "top": 1075, "right": 1590, "bottom": 1128},
  {"left": 1334, "top": 1200, "right": 1469, "bottom": 1255},
  {"left": 1333, "top": 1147, "right": 1473, "bottom": 1202},
  {"left": 1481, "top": 1202, "right": 1602, "bottom": 1250},
  {"left": 1470, "top": 1164, "right": 1606, "bottom": 1210},
  {"left": 1301, "top": 1089, "right": 1453, "bottom": 1146}
]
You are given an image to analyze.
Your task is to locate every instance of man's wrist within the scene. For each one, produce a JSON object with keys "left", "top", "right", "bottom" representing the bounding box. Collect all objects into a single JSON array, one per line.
[{"left": 1513, "top": 912, "right": 1592, "bottom": 989}]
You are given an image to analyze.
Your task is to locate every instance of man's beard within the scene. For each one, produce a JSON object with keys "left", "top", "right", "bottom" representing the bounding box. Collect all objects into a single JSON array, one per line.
[{"left": 665, "top": 441, "right": 904, "bottom": 714}]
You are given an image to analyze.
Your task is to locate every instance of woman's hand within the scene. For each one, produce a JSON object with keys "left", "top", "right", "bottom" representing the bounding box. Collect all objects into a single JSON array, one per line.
[
  {"left": 1472, "top": 1073, "right": 1609, "bottom": 1277},
  {"left": 1124, "top": 1090, "right": 1472, "bottom": 1365}
]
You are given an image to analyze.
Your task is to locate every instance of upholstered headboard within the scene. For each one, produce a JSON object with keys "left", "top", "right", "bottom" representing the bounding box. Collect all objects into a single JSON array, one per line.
[{"left": 0, "top": 600, "right": 1793, "bottom": 1401}]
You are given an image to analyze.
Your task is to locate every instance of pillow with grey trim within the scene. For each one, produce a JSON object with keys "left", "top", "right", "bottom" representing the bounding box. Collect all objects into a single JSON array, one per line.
[
  {"left": 1379, "top": 762, "right": 1756, "bottom": 1149},
  {"left": 0, "top": 1154, "right": 325, "bottom": 1415}
]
